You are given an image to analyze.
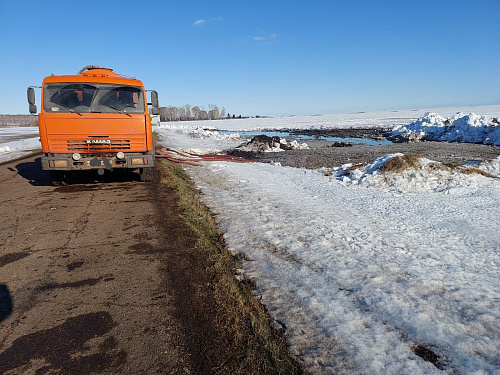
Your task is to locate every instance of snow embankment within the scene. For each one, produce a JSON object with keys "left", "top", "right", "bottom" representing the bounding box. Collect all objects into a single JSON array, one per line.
[
  {"left": 326, "top": 154, "right": 500, "bottom": 193},
  {"left": 390, "top": 112, "right": 500, "bottom": 145}
]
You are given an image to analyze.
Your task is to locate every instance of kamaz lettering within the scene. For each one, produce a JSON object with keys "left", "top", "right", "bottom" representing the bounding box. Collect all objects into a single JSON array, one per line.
[{"left": 86, "top": 139, "right": 111, "bottom": 144}]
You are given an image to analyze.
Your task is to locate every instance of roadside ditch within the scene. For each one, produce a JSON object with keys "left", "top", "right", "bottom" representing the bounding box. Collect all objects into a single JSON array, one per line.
[{"left": 152, "top": 159, "right": 307, "bottom": 375}]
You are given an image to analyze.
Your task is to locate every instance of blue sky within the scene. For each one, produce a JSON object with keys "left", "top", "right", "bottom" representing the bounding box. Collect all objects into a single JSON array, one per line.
[{"left": 1, "top": 0, "right": 499, "bottom": 116}]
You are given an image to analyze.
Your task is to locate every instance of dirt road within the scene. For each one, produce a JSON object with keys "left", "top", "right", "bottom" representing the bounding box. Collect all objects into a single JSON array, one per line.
[{"left": 0, "top": 155, "right": 190, "bottom": 374}]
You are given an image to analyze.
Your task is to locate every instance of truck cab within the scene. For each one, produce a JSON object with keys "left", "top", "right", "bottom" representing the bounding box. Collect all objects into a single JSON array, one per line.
[{"left": 28, "top": 66, "right": 159, "bottom": 185}]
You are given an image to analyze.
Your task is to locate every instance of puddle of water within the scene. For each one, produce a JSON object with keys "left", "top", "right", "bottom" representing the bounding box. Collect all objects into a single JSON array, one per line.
[{"left": 218, "top": 130, "right": 391, "bottom": 146}]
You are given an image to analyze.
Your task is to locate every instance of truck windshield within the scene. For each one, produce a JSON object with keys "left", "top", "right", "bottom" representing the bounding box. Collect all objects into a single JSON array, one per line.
[{"left": 43, "top": 83, "right": 146, "bottom": 114}]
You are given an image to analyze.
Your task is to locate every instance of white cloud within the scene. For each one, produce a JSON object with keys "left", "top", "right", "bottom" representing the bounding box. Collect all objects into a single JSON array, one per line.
[
  {"left": 193, "top": 18, "right": 223, "bottom": 27},
  {"left": 252, "top": 33, "right": 278, "bottom": 42}
]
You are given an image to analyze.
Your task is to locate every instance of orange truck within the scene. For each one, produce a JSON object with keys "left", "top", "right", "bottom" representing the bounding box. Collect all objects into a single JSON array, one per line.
[{"left": 27, "top": 65, "right": 159, "bottom": 185}]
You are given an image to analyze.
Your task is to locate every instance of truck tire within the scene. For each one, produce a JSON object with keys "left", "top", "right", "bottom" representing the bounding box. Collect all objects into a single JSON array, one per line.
[{"left": 140, "top": 167, "right": 154, "bottom": 182}]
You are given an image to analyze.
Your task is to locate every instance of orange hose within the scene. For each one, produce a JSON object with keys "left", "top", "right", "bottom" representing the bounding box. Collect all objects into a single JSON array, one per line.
[
  {"left": 165, "top": 157, "right": 200, "bottom": 166},
  {"left": 155, "top": 147, "right": 252, "bottom": 165}
]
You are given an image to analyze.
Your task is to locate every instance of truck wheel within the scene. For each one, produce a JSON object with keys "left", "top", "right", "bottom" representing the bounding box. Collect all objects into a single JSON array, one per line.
[
  {"left": 140, "top": 167, "right": 154, "bottom": 182},
  {"left": 50, "top": 171, "right": 69, "bottom": 186}
]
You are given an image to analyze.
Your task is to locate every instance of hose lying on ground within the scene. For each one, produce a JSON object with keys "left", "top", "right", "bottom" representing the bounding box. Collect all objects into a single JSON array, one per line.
[{"left": 155, "top": 147, "right": 252, "bottom": 166}]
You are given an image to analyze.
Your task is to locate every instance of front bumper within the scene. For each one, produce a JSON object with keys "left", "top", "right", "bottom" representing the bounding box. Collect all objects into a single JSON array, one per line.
[{"left": 41, "top": 152, "right": 155, "bottom": 171}]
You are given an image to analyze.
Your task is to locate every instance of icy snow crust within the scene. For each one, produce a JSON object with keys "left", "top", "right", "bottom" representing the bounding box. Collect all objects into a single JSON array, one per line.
[
  {"left": 190, "top": 162, "right": 499, "bottom": 374},
  {"left": 155, "top": 105, "right": 500, "bottom": 374}
]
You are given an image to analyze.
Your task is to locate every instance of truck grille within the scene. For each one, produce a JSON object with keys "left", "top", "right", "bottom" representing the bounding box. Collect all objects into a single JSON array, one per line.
[{"left": 67, "top": 140, "right": 131, "bottom": 151}]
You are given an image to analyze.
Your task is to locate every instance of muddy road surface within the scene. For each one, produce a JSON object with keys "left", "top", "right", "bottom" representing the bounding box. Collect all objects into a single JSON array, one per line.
[{"left": 0, "top": 155, "right": 190, "bottom": 374}]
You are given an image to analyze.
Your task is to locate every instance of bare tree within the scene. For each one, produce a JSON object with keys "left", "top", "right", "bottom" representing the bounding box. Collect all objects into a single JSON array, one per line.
[
  {"left": 0, "top": 115, "right": 38, "bottom": 126},
  {"left": 191, "top": 106, "right": 201, "bottom": 121},
  {"left": 199, "top": 106, "right": 208, "bottom": 120},
  {"left": 208, "top": 104, "right": 220, "bottom": 120},
  {"left": 177, "top": 106, "right": 186, "bottom": 121},
  {"left": 159, "top": 107, "right": 168, "bottom": 122},
  {"left": 184, "top": 104, "right": 192, "bottom": 121},
  {"left": 157, "top": 104, "right": 228, "bottom": 122}
]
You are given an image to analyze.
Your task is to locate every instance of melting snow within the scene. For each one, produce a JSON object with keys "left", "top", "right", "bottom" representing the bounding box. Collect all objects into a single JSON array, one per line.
[{"left": 188, "top": 161, "right": 499, "bottom": 374}]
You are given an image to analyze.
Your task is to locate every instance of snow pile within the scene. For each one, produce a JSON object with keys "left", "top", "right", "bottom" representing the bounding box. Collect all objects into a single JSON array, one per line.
[
  {"left": 391, "top": 112, "right": 500, "bottom": 145},
  {"left": 329, "top": 153, "right": 497, "bottom": 193},
  {"left": 188, "top": 127, "right": 243, "bottom": 141},
  {"left": 156, "top": 126, "right": 244, "bottom": 155},
  {"left": 237, "top": 135, "right": 309, "bottom": 153}
]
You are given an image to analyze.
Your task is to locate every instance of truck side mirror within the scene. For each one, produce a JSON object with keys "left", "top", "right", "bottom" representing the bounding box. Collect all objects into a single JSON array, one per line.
[
  {"left": 27, "top": 87, "right": 37, "bottom": 114},
  {"left": 151, "top": 90, "right": 160, "bottom": 115},
  {"left": 150, "top": 90, "right": 159, "bottom": 107},
  {"left": 150, "top": 91, "right": 159, "bottom": 115},
  {"left": 148, "top": 90, "right": 160, "bottom": 115}
]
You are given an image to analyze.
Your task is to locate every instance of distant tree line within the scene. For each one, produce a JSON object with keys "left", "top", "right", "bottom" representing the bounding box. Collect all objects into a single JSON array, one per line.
[
  {"left": 0, "top": 115, "right": 37, "bottom": 127},
  {"left": 158, "top": 104, "right": 243, "bottom": 122}
]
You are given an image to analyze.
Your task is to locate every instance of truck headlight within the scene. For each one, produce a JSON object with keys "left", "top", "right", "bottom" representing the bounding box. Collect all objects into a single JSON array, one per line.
[
  {"left": 72, "top": 153, "right": 81, "bottom": 161},
  {"left": 116, "top": 152, "right": 125, "bottom": 159}
]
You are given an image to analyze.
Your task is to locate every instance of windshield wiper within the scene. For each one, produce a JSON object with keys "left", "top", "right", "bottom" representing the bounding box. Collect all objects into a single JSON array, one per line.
[
  {"left": 100, "top": 103, "right": 132, "bottom": 117},
  {"left": 52, "top": 102, "right": 83, "bottom": 116}
]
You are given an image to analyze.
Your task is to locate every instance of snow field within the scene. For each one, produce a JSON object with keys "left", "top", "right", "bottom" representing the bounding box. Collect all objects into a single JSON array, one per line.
[
  {"left": 158, "top": 104, "right": 499, "bottom": 133},
  {"left": 154, "top": 105, "right": 499, "bottom": 374},
  {"left": 188, "top": 161, "right": 499, "bottom": 374}
]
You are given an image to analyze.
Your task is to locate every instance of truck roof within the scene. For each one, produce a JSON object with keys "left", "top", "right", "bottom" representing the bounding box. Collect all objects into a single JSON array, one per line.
[{"left": 42, "top": 67, "right": 145, "bottom": 87}]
